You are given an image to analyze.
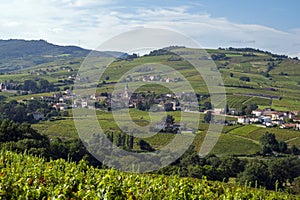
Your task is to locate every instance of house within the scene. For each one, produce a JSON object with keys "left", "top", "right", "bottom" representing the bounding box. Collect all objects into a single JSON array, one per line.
[
  {"left": 252, "top": 110, "right": 263, "bottom": 117},
  {"left": 272, "top": 120, "right": 284, "bottom": 126},
  {"left": 261, "top": 116, "right": 271, "bottom": 123},
  {"left": 214, "top": 108, "right": 225, "bottom": 115},
  {"left": 284, "top": 112, "right": 295, "bottom": 119},
  {"left": 237, "top": 116, "right": 250, "bottom": 124},
  {"left": 271, "top": 112, "right": 283, "bottom": 120},
  {"left": 229, "top": 108, "right": 238, "bottom": 115},
  {"left": 53, "top": 103, "right": 68, "bottom": 110},
  {"left": 293, "top": 117, "right": 300, "bottom": 123},
  {"left": 263, "top": 110, "right": 277, "bottom": 117},
  {"left": 265, "top": 122, "right": 274, "bottom": 127},
  {"left": 81, "top": 101, "right": 88, "bottom": 108},
  {"left": 292, "top": 111, "right": 300, "bottom": 116},
  {"left": 33, "top": 112, "right": 45, "bottom": 121},
  {"left": 250, "top": 117, "right": 261, "bottom": 123},
  {"left": 280, "top": 123, "right": 296, "bottom": 129}
]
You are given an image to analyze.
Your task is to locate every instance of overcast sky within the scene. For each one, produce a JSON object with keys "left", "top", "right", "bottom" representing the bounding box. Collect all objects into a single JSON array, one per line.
[{"left": 1, "top": 0, "right": 299, "bottom": 56}]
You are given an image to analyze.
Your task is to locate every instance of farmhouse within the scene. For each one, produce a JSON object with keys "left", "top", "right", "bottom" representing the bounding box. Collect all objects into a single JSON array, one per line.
[
  {"left": 280, "top": 123, "right": 296, "bottom": 129},
  {"left": 237, "top": 116, "right": 250, "bottom": 124},
  {"left": 252, "top": 110, "right": 263, "bottom": 117}
]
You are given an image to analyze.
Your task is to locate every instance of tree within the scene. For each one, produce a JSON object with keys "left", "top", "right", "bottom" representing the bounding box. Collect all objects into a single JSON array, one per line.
[
  {"left": 239, "top": 76, "right": 250, "bottom": 82},
  {"left": 238, "top": 160, "right": 270, "bottom": 188},
  {"left": 291, "top": 145, "right": 300, "bottom": 155},
  {"left": 23, "top": 79, "right": 38, "bottom": 92},
  {"left": 138, "top": 139, "right": 154, "bottom": 151},
  {"left": 260, "top": 132, "right": 279, "bottom": 154},
  {"left": 164, "top": 103, "right": 174, "bottom": 111},
  {"left": 267, "top": 159, "right": 294, "bottom": 189},
  {"left": 126, "top": 133, "right": 134, "bottom": 150},
  {"left": 243, "top": 103, "right": 258, "bottom": 116},
  {"left": 278, "top": 141, "right": 288, "bottom": 153},
  {"left": 203, "top": 102, "right": 212, "bottom": 110},
  {"left": 219, "top": 156, "right": 246, "bottom": 178},
  {"left": 165, "top": 115, "right": 175, "bottom": 125},
  {"left": 204, "top": 111, "right": 213, "bottom": 123}
]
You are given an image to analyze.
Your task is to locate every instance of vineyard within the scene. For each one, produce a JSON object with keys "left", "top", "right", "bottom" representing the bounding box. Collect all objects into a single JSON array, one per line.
[
  {"left": 227, "top": 95, "right": 251, "bottom": 110},
  {"left": 0, "top": 150, "right": 298, "bottom": 199},
  {"left": 243, "top": 97, "right": 272, "bottom": 106}
]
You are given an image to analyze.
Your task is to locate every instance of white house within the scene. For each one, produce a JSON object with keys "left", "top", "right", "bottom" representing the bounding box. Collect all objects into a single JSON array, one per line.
[
  {"left": 81, "top": 101, "right": 88, "bottom": 108},
  {"left": 296, "top": 124, "right": 300, "bottom": 130},
  {"left": 250, "top": 117, "right": 261, "bottom": 123},
  {"left": 214, "top": 108, "right": 225, "bottom": 115},
  {"left": 252, "top": 110, "right": 263, "bottom": 117},
  {"left": 261, "top": 116, "right": 271, "bottom": 123},
  {"left": 237, "top": 116, "right": 250, "bottom": 124},
  {"left": 272, "top": 120, "right": 284, "bottom": 126}
]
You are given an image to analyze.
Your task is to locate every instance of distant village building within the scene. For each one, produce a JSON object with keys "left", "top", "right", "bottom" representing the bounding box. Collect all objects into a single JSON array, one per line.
[
  {"left": 296, "top": 124, "right": 300, "bottom": 130},
  {"left": 280, "top": 123, "right": 296, "bottom": 129},
  {"left": 252, "top": 110, "right": 263, "bottom": 117},
  {"left": 53, "top": 103, "right": 68, "bottom": 110},
  {"left": 81, "top": 101, "right": 88, "bottom": 108},
  {"left": 123, "top": 83, "right": 129, "bottom": 99},
  {"left": 237, "top": 116, "right": 250, "bottom": 124}
]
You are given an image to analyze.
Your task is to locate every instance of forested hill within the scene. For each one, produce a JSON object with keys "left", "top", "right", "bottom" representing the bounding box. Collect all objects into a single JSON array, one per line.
[
  {"left": 0, "top": 39, "right": 122, "bottom": 73},
  {"left": 0, "top": 39, "right": 90, "bottom": 58}
]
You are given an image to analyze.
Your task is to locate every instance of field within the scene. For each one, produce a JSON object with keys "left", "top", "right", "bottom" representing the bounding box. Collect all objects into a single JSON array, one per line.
[{"left": 30, "top": 105, "right": 300, "bottom": 156}]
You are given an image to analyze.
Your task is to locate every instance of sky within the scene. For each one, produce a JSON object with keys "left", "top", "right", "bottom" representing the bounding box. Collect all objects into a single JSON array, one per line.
[{"left": 1, "top": 0, "right": 299, "bottom": 57}]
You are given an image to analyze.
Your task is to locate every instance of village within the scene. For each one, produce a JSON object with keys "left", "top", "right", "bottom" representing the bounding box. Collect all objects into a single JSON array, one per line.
[
  {"left": 22, "top": 83, "right": 300, "bottom": 133},
  {"left": 236, "top": 109, "right": 300, "bottom": 130}
]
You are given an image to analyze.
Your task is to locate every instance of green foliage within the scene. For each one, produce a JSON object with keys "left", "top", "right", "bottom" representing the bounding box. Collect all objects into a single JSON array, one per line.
[
  {"left": 238, "top": 157, "right": 300, "bottom": 190},
  {"left": 204, "top": 111, "right": 213, "bottom": 123},
  {"left": 238, "top": 160, "right": 270, "bottom": 188},
  {"left": 0, "top": 150, "right": 297, "bottom": 199},
  {"left": 239, "top": 76, "right": 251, "bottom": 82},
  {"left": 138, "top": 139, "right": 155, "bottom": 151},
  {"left": 259, "top": 132, "right": 294, "bottom": 155}
]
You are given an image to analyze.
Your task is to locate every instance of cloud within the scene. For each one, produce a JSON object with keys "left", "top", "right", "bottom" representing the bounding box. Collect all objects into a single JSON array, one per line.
[{"left": 0, "top": 2, "right": 298, "bottom": 56}]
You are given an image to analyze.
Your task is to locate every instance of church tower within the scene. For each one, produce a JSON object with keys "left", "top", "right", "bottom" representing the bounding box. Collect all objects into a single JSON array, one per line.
[{"left": 123, "top": 83, "right": 129, "bottom": 98}]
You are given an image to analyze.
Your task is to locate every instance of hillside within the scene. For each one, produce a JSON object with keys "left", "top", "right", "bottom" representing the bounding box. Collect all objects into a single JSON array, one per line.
[
  {"left": 1, "top": 42, "right": 300, "bottom": 156},
  {"left": 0, "top": 150, "right": 298, "bottom": 199},
  {"left": 0, "top": 39, "right": 122, "bottom": 73}
]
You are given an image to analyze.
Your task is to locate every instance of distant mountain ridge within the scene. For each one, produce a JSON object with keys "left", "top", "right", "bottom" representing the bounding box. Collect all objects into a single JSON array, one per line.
[
  {"left": 0, "top": 39, "right": 123, "bottom": 73},
  {"left": 0, "top": 39, "right": 91, "bottom": 58}
]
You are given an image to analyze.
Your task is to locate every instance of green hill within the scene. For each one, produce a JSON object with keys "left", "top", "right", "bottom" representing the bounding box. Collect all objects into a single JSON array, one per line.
[{"left": 0, "top": 39, "right": 122, "bottom": 73}]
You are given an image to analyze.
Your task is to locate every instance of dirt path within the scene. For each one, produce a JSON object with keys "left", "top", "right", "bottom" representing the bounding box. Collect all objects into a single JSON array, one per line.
[
  {"left": 285, "top": 137, "right": 300, "bottom": 143},
  {"left": 228, "top": 133, "right": 260, "bottom": 145}
]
